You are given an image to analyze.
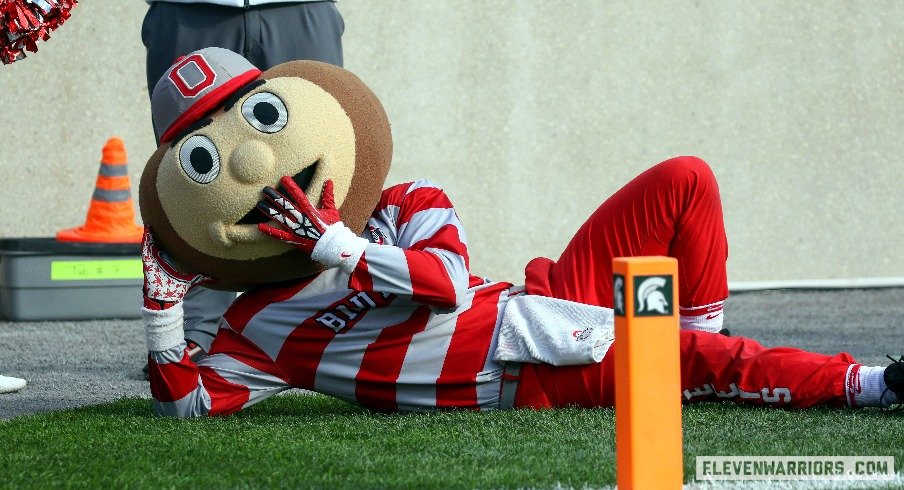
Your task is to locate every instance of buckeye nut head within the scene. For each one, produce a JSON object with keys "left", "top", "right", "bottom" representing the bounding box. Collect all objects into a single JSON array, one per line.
[{"left": 139, "top": 61, "right": 392, "bottom": 290}]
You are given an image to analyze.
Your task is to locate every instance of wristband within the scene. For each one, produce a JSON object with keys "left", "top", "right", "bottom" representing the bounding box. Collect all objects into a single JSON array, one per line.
[
  {"left": 143, "top": 303, "right": 185, "bottom": 352},
  {"left": 311, "top": 222, "right": 368, "bottom": 274}
]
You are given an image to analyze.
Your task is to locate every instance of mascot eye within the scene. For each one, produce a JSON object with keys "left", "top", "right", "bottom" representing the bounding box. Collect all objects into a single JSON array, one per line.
[
  {"left": 242, "top": 92, "right": 288, "bottom": 133},
  {"left": 179, "top": 135, "right": 221, "bottom": 184}
]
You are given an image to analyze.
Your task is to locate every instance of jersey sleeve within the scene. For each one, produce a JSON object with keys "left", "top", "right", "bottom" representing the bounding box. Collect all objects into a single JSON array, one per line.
[
  {"left": 348, "top": 180, "right": 472, "bottom": 310},
  {"left": 146, "top": 308, "right": 290, "bottom": 418}
]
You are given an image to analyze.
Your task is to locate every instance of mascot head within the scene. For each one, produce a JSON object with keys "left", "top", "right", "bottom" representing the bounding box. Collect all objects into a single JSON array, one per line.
[{"left": 139, "top": 47, "right": 392, "bottom": 290}]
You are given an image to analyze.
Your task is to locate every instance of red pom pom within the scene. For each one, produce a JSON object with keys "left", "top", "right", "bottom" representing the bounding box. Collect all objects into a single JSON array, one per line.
[{"left": 1, "top": 0, "right": 78, "bottom": 64}]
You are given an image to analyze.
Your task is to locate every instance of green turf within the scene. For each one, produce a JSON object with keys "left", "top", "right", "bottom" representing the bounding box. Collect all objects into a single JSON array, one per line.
[{"left": 1, "top": 394, "right": 901, "bottom": 488}]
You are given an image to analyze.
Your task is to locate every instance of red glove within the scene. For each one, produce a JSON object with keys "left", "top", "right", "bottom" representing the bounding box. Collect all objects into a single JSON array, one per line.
[
  {"left": 141, "top": 227, "right": 210, "bottom": 310},
  {"left": 257, "top": 177, "right": 368, "bottom": 273},
  {"left": 257, "top": 178, "right": 341, "bottom": 253}
]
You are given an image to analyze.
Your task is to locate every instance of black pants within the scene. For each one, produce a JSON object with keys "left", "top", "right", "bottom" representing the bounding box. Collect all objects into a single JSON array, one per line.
[
  {"left": 142, "top": 1, "right": 344, "bottom": 98},
  {"left": 141, "top": 0, "right": 344, "bottom": 351}
]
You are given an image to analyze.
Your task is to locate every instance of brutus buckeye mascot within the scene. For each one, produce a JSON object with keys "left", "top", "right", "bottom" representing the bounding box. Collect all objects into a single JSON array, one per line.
[{"left": 140, "top": 48, "right": 903, "bottom": 417}]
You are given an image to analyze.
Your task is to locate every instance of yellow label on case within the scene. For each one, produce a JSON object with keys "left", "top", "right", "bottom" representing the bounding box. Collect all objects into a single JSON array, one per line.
[{"left": 50, "top": 259, "right": 143, "bottom": 281}]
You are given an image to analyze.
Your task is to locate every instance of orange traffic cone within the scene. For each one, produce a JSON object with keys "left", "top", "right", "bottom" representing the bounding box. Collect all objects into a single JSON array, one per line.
[{"left": 56, "top": 137, "right": 144, "bottom": 243}]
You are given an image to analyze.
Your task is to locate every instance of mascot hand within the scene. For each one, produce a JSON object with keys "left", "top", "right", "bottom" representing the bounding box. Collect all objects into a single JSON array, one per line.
[
  {"left": 142, "top": 227, "right": 210, "bottom": 310},
  {"left": 258, "top": 178, "right": 367, "bottom": 273},
  {"left": 257, "top": 177, "right": 341, "bottom": 252}
]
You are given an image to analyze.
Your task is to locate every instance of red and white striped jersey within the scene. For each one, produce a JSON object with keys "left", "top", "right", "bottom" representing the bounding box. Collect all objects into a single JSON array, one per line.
[{"left": 149, "top": 180, "right": 516, "bottom": 417}]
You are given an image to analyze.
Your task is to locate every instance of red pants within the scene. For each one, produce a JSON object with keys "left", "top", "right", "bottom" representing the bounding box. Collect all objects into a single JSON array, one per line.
[{"left": 514, "top": 157, "right": 855, "bottom": 409}]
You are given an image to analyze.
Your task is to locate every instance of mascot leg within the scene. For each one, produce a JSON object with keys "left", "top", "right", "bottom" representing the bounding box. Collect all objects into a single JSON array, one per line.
[
  {"left": 524, "top": 155, "right": 728, "bottom": 312},
  {"left": 515, "top": 331, "right": 856, "bottom": 409},
  {"left": 515, "top": 156, "right": 857, "bottom": 410},
  {"left": 517, "top": 156, "right": 727, "bottom": 408}
]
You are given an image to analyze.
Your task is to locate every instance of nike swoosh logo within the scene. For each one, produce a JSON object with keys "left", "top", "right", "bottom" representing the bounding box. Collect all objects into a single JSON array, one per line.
[
  {"left": 340, "top": 252, "right": 353, "bottom": 258},
  {"left": 706, "top": 313, "right": 722, "bottom": 320}
]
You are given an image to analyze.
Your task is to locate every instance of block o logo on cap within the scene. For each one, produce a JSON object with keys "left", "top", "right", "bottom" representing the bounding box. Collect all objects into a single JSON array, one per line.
[
  {"left": 151, "top": 47, "right": 262, "bottom": 143},
  {"left": 169, "top": 54, "right": 217, "bottom": 98}
]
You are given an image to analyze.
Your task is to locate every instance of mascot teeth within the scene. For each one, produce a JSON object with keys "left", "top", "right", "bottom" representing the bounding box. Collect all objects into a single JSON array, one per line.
[{"left": 235, "top": 162, "right": 319, "bottom": 225}]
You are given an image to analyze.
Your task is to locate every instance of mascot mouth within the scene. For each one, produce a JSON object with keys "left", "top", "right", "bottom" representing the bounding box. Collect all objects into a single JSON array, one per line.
[
  {"left": 211, "top": 160, "right": 319, "bottom": 247},
  {"left": 235, "top": 162, "right": 318, "bottom": 225}
]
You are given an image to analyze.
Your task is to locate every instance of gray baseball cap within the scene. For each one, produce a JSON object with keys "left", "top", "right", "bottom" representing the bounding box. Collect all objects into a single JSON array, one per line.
[{"left": 151, "top": 47, "right": 262, "bottom": 144}]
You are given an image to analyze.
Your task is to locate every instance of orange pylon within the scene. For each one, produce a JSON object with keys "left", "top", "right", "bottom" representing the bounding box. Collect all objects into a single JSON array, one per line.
[
  {"left": 614, "top": 256, "right": 683, "bottom": 489},
  {"left": 56, "top": 137, "right": 144, "bottom": 243}
]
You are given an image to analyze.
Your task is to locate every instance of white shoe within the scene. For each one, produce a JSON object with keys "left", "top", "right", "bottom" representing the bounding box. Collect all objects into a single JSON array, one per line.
[{"left": 0, "top": 374, "right": 26, "bottom": 393}]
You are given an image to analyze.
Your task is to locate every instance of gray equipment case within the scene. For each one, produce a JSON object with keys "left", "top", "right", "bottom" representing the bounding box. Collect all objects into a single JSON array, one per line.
[{"left": 0, "top": 238, "right": 142, "bottom": 321}]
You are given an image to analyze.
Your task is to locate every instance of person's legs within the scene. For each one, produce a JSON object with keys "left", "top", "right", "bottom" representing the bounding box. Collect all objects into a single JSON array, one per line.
[
  {"left": 517, "top": 156, "right": 726, "bottom": 407},
  {"left": 524, "top": 156, "right": 728, "bottom": 314},
  {"left": 142, "top": 3, "right": 248, "bottom": 101},
  {"left": 514, "top": 157, "right": 853, "bottom": 410},
  {"left": 677, "top": 331, "right": 853, "bottom": 408},
  {"left": 515, "top": 331, "right": 855, "bottom": 409},
  {"left": 249, "top": 1, "right": 344, "bottom": 69},
  {"left": 142, "top": 1, "right": 344, "bottom": 97}
]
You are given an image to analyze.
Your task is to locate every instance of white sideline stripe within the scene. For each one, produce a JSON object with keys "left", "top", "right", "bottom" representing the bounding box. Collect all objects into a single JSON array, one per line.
[{"left": 729, "top": 277, "right": 904, "bottom": 292}]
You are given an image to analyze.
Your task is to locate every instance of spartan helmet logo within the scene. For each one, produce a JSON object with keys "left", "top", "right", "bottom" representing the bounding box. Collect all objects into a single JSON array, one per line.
[{"left": 635, "top": 276, "right": 673, "bottom": 316}]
